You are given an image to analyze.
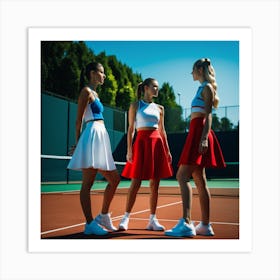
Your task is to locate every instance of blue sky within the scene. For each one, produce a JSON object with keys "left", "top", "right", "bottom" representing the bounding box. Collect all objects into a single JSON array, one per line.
[{"left": 85, "top": 41, "right": 239, "bottom": 124}]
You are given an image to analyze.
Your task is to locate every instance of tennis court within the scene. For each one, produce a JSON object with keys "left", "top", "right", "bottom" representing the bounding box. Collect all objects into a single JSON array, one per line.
[
  {"left": 41, "top": 179, "right": 239, "bottom": 239},
  {"left": 41, "top": 93, "right": 239, "bottom": 240}
]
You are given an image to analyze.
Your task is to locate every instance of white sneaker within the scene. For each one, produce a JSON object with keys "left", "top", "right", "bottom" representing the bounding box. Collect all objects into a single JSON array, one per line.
[
  {"left": 84, "top": 220, "right": 108, "bottom": 235},
  {"left": 146, "top": 217, "right": 165, "bottom": 231},
  {"left": 118, "top": 215, "right": 129, "bottom": 231},
  {"left": 195, "top": 222, "right": 214, "bottom": 236},
  {"left": 165, "top": 218, "right": 196, "bottom": 237},
  {"left": 95, "top": 213, "right": 117, "bottom": 231}
]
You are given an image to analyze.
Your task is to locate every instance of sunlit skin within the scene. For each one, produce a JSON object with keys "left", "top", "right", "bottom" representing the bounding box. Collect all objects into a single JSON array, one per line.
[
  {"left": 124, "top": 79, "right": 172, "bottom": 215},
  {"left": 74, "top": 65, "right": 120, "bottom": 224},
  {"left": 176, "top": 65, "right": 215, "bottom": 225}
]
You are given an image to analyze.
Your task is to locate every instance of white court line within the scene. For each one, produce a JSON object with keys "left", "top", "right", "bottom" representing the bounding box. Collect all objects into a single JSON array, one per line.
[
  {"left": 111, "top": 200, "right": 182, "bottom": 221},
  {"left": 41, "top": 201, "right": 182, "bottom": 235},
  {"left": 41, "top": 200, "right": 239, "bottom": 235},
  {"left": 130, "top": 217, "right": 239, "bottom": 226},
  {"left": 41, "top": 223, "right": 86, "bottom": 235}
]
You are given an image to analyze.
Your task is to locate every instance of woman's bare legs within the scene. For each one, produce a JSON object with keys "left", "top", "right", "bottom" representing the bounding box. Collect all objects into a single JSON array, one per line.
[
  {"left": 99, "top": 169, "right": 120, "bottom": 214},
  {"left": 80, "top": 168, "right": 98, "bottom": 224},
  {"left": 149, "top": 178, "right": 160, "bottom": 214},
  {"left": 125, "top": 178, "right": 142, "bottom": 212},
  {"left": 192, "top": 167, "right": 211, "bottom": 224},
  {"left": 81, "top": 168, "right": 120, "bottom": 223},
  {"left": 176, "top": 164, "right": 196, "bottom": 223}
]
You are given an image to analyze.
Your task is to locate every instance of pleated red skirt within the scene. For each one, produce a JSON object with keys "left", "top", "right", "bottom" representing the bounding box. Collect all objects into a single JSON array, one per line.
[
  {"left": 178, "top": 117, "right": 226, "bottom": 168},
  {"left": 121, "top": 130, "right": 173, "bottom": 180}
]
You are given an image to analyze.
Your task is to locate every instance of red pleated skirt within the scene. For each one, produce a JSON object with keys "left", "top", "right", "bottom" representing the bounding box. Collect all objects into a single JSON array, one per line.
[
  {"left": 121, "top": 130, "right": 173, "bottom": 180},
  {"left": 178, "top": 117, "right": 226, "bottom": 168}
]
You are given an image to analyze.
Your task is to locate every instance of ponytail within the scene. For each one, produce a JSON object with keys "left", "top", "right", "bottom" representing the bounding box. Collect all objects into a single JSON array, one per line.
[
  {"left": 136, "top": 78, "right": 157, "bottom": 100},
  {"left": 193, "top": 58, "right": 219, "bottom": 108},
  {"left": 137, "top": 82, "right": 143, "bottom": 100}
]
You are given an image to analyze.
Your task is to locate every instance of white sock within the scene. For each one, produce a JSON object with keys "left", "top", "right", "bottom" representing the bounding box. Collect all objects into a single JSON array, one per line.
[
  {"left": 101, "top": 213, "right": 109, "bottom": 217},
  {"left": 150, "top": 214, "right": 156, "bottom": 221},
  {"left": 124, "top": 212, "right": 130, "bottom": 218}
]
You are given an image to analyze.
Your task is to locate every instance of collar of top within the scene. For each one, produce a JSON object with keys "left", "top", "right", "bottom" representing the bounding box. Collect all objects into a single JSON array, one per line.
[{"left": 199, "top": 81, "right": 208, "bottom": 87}]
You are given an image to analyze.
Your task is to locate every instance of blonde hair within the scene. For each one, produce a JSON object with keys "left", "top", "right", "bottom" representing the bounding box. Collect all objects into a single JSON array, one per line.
[{"left": 193, "top": 58, "right": 219, "bottom": 108}]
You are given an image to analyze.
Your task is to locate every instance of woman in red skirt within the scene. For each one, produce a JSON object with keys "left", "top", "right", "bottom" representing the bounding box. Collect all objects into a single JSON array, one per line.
[
  {"left": 165, "top": 58, "right": 226, "bottom": 237},
  {"left": 119, "top": 78, "right": 173, "bottom": 231}
]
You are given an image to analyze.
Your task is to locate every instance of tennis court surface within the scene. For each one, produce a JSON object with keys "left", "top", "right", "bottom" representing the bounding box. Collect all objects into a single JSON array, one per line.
[{"left": 41, "top": 179, "right": 239, "bottom": 239}]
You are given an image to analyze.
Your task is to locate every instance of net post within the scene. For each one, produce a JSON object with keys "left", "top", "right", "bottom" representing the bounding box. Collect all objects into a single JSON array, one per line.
[{"left": 66, "top": 101, "right": 70, "bottom": 184}]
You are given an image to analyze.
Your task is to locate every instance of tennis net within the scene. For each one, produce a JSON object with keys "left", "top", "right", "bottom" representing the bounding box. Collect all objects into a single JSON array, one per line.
[{"left": 41, "top": 154, "right": 126, "bottom": 183}]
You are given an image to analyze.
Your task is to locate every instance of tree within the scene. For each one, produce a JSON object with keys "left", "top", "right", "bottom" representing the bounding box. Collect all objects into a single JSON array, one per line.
[
  {"left": 165, "top": 106, "right": 187, "bottom": 132},
  {"left": 211, "top": 113, "right": 221, "bottom": 131},
  {"left": 154, "top": 82, "right": 186, "bottom": 132},
  {"left": 220, "top": 117, "right": 234, "bottom": 131},
  {"left": 185, "top": 113, "right": 237, "bottom": 132},
  {"left": 41, "top": 41, "right": 236, "bottom": 132},
  {"left": 41, "top": 41, "right": 72, "bottom": 93},
  {"left": 155, "top": 82, "right": 177, "bottom": 107},
  {"left": 41, "top": 41, "right": 95, "bottom": 99}
]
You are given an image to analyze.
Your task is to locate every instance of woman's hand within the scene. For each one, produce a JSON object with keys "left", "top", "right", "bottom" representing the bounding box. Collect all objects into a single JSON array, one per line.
[
  {"left": 199, "top": 139, "right": 208, "bottom": 154},
  {"left": 167, "top": 151, "right": 172, "bottom": 163},
  {"left": 126, "top": 150, "right": 133, "bottom": 163}
]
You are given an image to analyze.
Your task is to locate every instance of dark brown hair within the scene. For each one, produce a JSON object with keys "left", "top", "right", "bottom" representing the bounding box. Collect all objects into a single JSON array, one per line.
[
  {"left": 137, "top": 78, "right": 157, "bottom": 100},
  {"left": 79, "top": 62, "right": 103, "bottom": 91}
]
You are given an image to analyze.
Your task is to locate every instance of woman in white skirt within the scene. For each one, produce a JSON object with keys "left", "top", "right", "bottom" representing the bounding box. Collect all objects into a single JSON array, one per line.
[{"left": 67, "top": 62, "right": 120, "bottom": 236}]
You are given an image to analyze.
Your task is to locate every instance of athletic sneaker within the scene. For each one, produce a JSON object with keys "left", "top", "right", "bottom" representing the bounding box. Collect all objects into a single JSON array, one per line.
[
  {"left": 195, "top": 222, "right": 215, "bottom": 236},
  {"left": 84, "top": 220, "right": 108, "bottom": 235},
  {"left": 164, "top": 218, "right": 196, "bottom": 237},
  {"left": 118, "top": 215, "right": 129, "bottom": 231},
  {"left": 146, "top": 217, "right": 165, "bottom": 231},
  {"left": 95, "top": 213, "right": 117, "bottom": 231}
]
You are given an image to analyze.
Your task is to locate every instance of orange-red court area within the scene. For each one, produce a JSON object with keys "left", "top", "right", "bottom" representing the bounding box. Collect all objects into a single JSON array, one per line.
[{"left": 41, "top": 179, "right": 239, "bottom": 239}]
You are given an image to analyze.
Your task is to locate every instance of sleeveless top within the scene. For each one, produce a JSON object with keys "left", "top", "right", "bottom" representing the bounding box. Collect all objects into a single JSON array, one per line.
[
  {"left": 135, "top": 100, "right": 160, "bottom": 129},
  {"left": 83, "top": 87, "right": 104, "bottom": 122},
  {"left": 191, "top": 81, "right": 209, "bottom": 114}
]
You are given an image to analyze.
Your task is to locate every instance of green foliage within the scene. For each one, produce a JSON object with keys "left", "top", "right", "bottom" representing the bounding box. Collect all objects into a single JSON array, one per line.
[
  {"left": 41, "top": 41, "right": 236, "bottom": 133},
  {"left": 155, "top": 82, "right": 177, "bottom": 107},
  {"left": 99, "top": 68, "right": 118, "bottom": 106},
  {"left": 153, "top": 82, "right": 187, "bottom": 132}
]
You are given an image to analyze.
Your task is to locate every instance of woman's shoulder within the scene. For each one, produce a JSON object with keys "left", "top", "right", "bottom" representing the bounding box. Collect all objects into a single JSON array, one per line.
[
  {"left": 153, "top": 103, "right": 164, "bottom": 112},
  {"left": 80, "top": 86, "right": 92, "bottom": 95},
  {"left": 80, "top": 86, "right": 97, "bottom": 101},
  {"left": 202, "top": 83, "right": 214, "bottom": 100},
  {"left": 129, "top": 101, "right": 139, "bottom": 110},
  {"left": 204, "top": 83, "right": 214, "bottom": 93}
]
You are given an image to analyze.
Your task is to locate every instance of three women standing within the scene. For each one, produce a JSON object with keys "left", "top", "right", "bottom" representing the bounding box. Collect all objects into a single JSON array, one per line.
[{"left": 67, "top": 58, "right": 226, "bottom": 238}]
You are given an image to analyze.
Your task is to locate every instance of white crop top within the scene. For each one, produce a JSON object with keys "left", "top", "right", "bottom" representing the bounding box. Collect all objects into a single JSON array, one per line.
[{"left": 135, "top": 100, "right": 160, "bottom": 129}]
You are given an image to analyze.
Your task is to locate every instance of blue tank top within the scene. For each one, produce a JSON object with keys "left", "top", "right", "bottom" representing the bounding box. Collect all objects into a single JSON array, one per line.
[
  {"left": 83, "top": 88, "right": 104, "bottom": 122},
  {"left": 191, "top": 81, "right": 209, "bottom": 114},
  {"left": 135, "top": 100, "right": 160, "bottom": 129}
]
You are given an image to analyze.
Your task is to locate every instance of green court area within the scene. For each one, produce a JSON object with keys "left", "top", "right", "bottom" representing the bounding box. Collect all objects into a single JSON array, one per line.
[{"left": 41, "top": 178, "right": 239, "bottom": 193}]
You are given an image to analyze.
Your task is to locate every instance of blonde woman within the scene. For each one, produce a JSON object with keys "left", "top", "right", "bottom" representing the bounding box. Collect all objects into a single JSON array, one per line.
[{"left": 165, "top": 58, "right": 226, "bottom": 237}]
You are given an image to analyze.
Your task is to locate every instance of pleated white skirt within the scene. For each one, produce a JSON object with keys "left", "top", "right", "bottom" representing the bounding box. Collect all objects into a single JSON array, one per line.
[{"left": 67, "top": 121, "right": 116, "bottom": 171}]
